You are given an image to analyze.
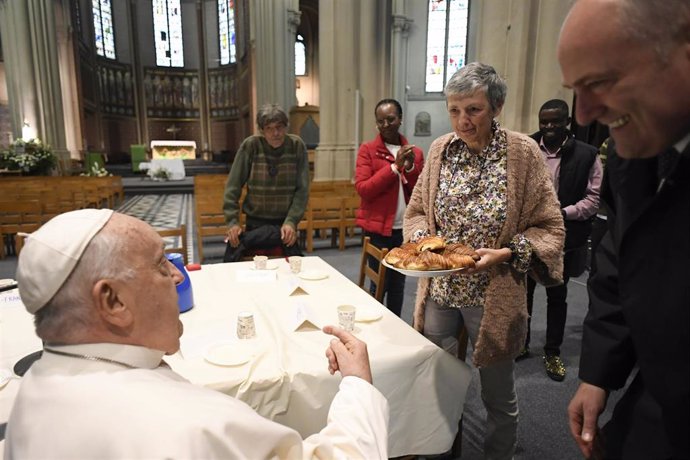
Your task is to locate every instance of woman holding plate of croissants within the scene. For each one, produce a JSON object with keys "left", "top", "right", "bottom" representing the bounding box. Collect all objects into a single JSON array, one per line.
[{"left": 403, "top": 62, "right": 564, "bottom": 459}]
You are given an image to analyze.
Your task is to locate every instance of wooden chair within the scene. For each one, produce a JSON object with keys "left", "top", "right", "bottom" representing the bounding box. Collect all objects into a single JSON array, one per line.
[
  {"left": 357, "top": 236, "right": 389, "bottom": 303},
  {"left": 156, "top": 225, "right": 188, "bottom": 265},
  {"left": 0, "top": 200, "right": 43, "bottom": 259}
]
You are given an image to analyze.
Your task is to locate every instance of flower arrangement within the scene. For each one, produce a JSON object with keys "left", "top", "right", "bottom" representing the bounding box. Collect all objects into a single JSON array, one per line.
[
  {"left": 0, "top": 138, "right": 56, "bottom": 175},
  {"left": 80, "top": 163, "right": 112, "bottom": 177},
  {"left": 149, "top": 166, "right": 171, "bottom": 181}
]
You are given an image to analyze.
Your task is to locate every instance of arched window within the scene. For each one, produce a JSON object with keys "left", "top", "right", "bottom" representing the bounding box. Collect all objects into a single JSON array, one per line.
[
  {"left": 218, "top": 0, "right": 236, "bottom": 65},
  {"left": 425, "top": 0, "right": 469, "bottom": 93},
  {"left": 153, "top": 0, "right": 184, "bottom": 67},
  {"left": 295, "top": 34, "right": 306, "bottom": 76},
  {"left": 92, "top": 0, "right": 116, "bottom": 59}
]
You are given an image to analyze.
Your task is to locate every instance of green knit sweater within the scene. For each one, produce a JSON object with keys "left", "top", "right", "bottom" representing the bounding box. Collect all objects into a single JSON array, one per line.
[{"left": 223, "top": 134, "right": 309, "bottom": 229}]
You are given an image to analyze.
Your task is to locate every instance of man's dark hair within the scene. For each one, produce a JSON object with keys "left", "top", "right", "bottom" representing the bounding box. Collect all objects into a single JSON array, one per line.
[
  {"left": 374, "top": 99, "right": 403, "bottom": 118},
  {"left": 539, "top": 99, "right": 570, "bottom": 119}
]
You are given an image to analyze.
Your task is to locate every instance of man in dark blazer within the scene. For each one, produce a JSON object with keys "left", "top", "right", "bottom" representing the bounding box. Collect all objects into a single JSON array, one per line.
[{"left": 559, "top": 0, "right": 690, "bottom": 459}]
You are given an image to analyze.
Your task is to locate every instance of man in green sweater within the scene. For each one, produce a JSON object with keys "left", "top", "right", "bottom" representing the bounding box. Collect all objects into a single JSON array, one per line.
[{"left": 223, "top": 104, "right": 309, "bottom": 262}]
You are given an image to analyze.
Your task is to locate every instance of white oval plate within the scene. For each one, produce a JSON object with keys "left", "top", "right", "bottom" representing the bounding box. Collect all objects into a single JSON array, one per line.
[
  {"left": 355, "top": 305, "right": 383, "bottom": 322},
  {"left": 298, "top": 270, "right": 329, "bottom": 281},
  {"left": 204, "top": 343, "right": 254, "bottom": 367},
  {"left": 381, "top": 260, "right": 467, "bottom": 278}
]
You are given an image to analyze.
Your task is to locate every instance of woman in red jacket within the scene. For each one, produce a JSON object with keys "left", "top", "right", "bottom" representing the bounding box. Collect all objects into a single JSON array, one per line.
[{"left": 355, "top": 99, "right": 424, "bottom": 316}]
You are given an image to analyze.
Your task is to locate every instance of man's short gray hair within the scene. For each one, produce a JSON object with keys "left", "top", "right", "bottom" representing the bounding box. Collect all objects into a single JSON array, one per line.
[
  {"left": 34, "top": 225, "right": 136, "bottom": 340},
  {"left": 444, "top": 62, "right": 507, "bottom": 113},
  {"left": 616, "top": 0, "right": 690, "bottom": 61},
  {"left": 256, "top": 104, "right": 289, "bottom": 130}
]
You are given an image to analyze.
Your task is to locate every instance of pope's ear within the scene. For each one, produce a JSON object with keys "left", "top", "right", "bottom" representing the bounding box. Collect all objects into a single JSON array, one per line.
[{"left": 92, "top": 279, "right": 132, "bottom": 328}]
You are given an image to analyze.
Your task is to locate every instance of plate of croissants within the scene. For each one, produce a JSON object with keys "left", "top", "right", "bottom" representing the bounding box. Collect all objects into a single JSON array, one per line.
[{"left": 381, "top": 236, "right": 481, "bottom": 278}]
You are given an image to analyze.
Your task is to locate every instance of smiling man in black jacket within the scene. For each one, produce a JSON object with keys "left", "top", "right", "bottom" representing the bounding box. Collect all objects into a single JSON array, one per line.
[{"left": 522, "top": 99, "right": 602, "bottom": 383}]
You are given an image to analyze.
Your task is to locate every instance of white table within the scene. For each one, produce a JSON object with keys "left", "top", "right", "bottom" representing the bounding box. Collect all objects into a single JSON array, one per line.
[{"left": 0, "top": 257, "right": 471, "bottom": 456}]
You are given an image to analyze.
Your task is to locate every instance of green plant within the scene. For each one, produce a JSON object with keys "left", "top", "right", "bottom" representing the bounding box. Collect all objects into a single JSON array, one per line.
[{"left": 0, "top": 138, "right": 56, "bottom": 175}]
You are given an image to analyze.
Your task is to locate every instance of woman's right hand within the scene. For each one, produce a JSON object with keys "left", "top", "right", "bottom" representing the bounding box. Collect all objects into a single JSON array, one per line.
[
  {"left": 396, "top": 145, "right": 415, "bottom": 171},
  {"left": 461, "top": 247, "right": 512, "bottom": 274}
]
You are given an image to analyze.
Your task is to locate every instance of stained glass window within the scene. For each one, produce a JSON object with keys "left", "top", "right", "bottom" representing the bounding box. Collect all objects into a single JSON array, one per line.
[
  {"left": 295, "top": 34, "right": 306, "bottom": 76},
  {"left": 92, "top": 0, "right": 116, "bottom": 59},
  {"left": 425, "top": 0, "right": 469, "bottom": 93},
  {"left": 153, "top": 0, "right": 184, "bottom": 67},
  {"left": 218, "top": 0, "right": 236, "bottom": 65}
]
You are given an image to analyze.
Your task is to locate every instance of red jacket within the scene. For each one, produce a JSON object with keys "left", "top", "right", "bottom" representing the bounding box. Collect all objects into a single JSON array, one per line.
[{"left": 355, "top": 134, "right": 424, "bottom": 236}]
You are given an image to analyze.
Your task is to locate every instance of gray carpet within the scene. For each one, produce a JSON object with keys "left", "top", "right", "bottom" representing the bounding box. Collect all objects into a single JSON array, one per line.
[{"left": 0, "top": 195, "right": 616, "bottom": 459}]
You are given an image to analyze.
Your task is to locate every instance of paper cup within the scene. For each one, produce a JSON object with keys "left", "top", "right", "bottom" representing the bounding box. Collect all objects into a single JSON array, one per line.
[
  {"left": 337, "top": 305, "right": 356, "bottom": 332},
  {"left": 253, "top": 255, "right": 268, "bottom": 270},
  {"left": 289, "top": 256, "right": 302, "bottom": 274},
  {"left": 237, "top": 311, "right": 256, "bottom": 339}
]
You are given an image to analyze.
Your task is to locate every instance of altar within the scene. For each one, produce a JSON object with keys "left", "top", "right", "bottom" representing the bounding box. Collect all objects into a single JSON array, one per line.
[{"left": 150, "top": 140, "right": 196, "bottom": 160}]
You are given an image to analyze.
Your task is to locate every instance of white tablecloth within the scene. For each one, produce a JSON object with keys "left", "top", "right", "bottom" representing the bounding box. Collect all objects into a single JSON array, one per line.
[{"left": 0, "top": 257, "right": 472, "bottom": 456}]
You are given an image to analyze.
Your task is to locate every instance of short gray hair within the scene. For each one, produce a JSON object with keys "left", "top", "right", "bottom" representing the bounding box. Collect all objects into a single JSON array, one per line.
[
  {"left": 256, "top": 104, "right": 289, "bottom": 130},
  {"left": 34, "top": 224, "right": 136, "bottom": 340},
  {"left": 445, "top": 62, "right": 507, "bottom": 112},
  {"left": 616, "top": 0, "right": 690, "bottom": 61}
]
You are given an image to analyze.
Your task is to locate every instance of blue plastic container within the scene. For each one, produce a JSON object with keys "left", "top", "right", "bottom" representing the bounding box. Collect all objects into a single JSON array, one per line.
[{"left": 166, "top": 253, "right": 194, "bottom": 313}]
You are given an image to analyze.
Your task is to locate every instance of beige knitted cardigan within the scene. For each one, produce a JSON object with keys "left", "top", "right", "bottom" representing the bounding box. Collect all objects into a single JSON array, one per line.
[{"left": 403, "top": 130, "right": 565, "bottom": 368}]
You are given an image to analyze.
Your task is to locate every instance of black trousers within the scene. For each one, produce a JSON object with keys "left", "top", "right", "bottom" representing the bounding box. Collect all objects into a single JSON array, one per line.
[
  {"left": 223, "top": 217, "right": 302, "bottom": 263},
  {"left": 525, "top": 275, "right": 569, "bottom": 356},
  {"left": 365, "top": 230, "right": 405, "bottom": 317}
]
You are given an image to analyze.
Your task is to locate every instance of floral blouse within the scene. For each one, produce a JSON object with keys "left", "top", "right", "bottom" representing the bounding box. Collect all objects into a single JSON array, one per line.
[{"left": 428, "top": 120, "right": 533, "bottom": 309}]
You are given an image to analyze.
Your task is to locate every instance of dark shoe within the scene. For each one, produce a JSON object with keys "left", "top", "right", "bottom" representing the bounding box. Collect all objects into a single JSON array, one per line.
[
  {"left": 544, "top": 354, "right": 566, "bottom": 381},
  {"left": 515, "top": 346, "right": 530, "bottom": 361}
]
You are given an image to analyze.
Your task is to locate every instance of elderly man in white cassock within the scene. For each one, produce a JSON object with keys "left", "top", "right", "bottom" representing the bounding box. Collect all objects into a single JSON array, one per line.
[{"left": 4, "top": 209, "right": 388, "bottom": 459}]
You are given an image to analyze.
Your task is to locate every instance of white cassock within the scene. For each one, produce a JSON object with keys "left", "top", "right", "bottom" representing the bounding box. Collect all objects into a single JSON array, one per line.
[{"left": 4, "top": 343, "right": 389, "bottom": 459}]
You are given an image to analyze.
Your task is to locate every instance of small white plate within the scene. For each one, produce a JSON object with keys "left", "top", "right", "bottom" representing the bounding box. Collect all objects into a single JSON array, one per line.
[
  {"left": 204, "top": 343, "right": 254, "bottom": 367},
  {"left": 298, "top": 270, "right": 329, "bottom": 281},
  {"left": 0, "top": 279, "right": 17, "bottom": 289},
  {"left": 0, "top": 368, "right": 13, "bottom": 389},
  {"left": 381, "top": 260, "right": 467, "bottom": 278},
  {"left": 355, "top": 305, "right": 383, "bottom": 322},
  {"left": 250, "top": 262, "right": 279, "bottom": 270}
]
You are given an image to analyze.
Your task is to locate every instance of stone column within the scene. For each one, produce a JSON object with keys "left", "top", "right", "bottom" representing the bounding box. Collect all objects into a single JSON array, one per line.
[
  {"left": 390, "top": 11, "right": 413, "bottom": 111},
  {"left": 251, "top": 0, "right": 300, "bottom": 113},
  {"left": 0, "top": 0, "right": 67, "bottom": 150},
  {"left": 315, "top": 0, "right": 388, "bottom": 181}
]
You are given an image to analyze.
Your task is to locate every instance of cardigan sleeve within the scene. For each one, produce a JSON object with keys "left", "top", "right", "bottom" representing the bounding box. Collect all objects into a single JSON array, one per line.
[{"left": 513, "top": 135, "right": 565, "bottom": 286}]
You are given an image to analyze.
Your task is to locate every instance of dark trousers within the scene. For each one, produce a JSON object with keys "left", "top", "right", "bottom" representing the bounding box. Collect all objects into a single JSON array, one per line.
[
  {"left": 224, "top": 217, "right": 302, "bottom": 263},
  {"left": 365, "top": 230, "right": 405, "bottom": 317},
  {"left": 525, "top": 275, "right": 569, "bottom": 356}
]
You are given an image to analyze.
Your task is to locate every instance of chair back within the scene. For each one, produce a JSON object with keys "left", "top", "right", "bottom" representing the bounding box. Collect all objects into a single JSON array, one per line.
[
  {"left": 156, "top": 225, "right": 188, "bottom": 265},
  {"left": 358, "top": 236, "right": 389, "bottom": 302}
]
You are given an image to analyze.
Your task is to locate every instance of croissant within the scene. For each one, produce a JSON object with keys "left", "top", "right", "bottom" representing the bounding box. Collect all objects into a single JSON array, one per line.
[
  {"left": 385, "top": 247, "right": 415, "bottom": 266},
  {"left": 402, "top": 250, "right": 451, "bottom": 270},
  {"left": 445, "top": 253, "right": 477, "bottom": 269},
  {"left": 416, "top": 236, "right": 446, "bottom": 252},
  {"left": 443, "top": 243, "right": 481, "bottom": 261}
]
